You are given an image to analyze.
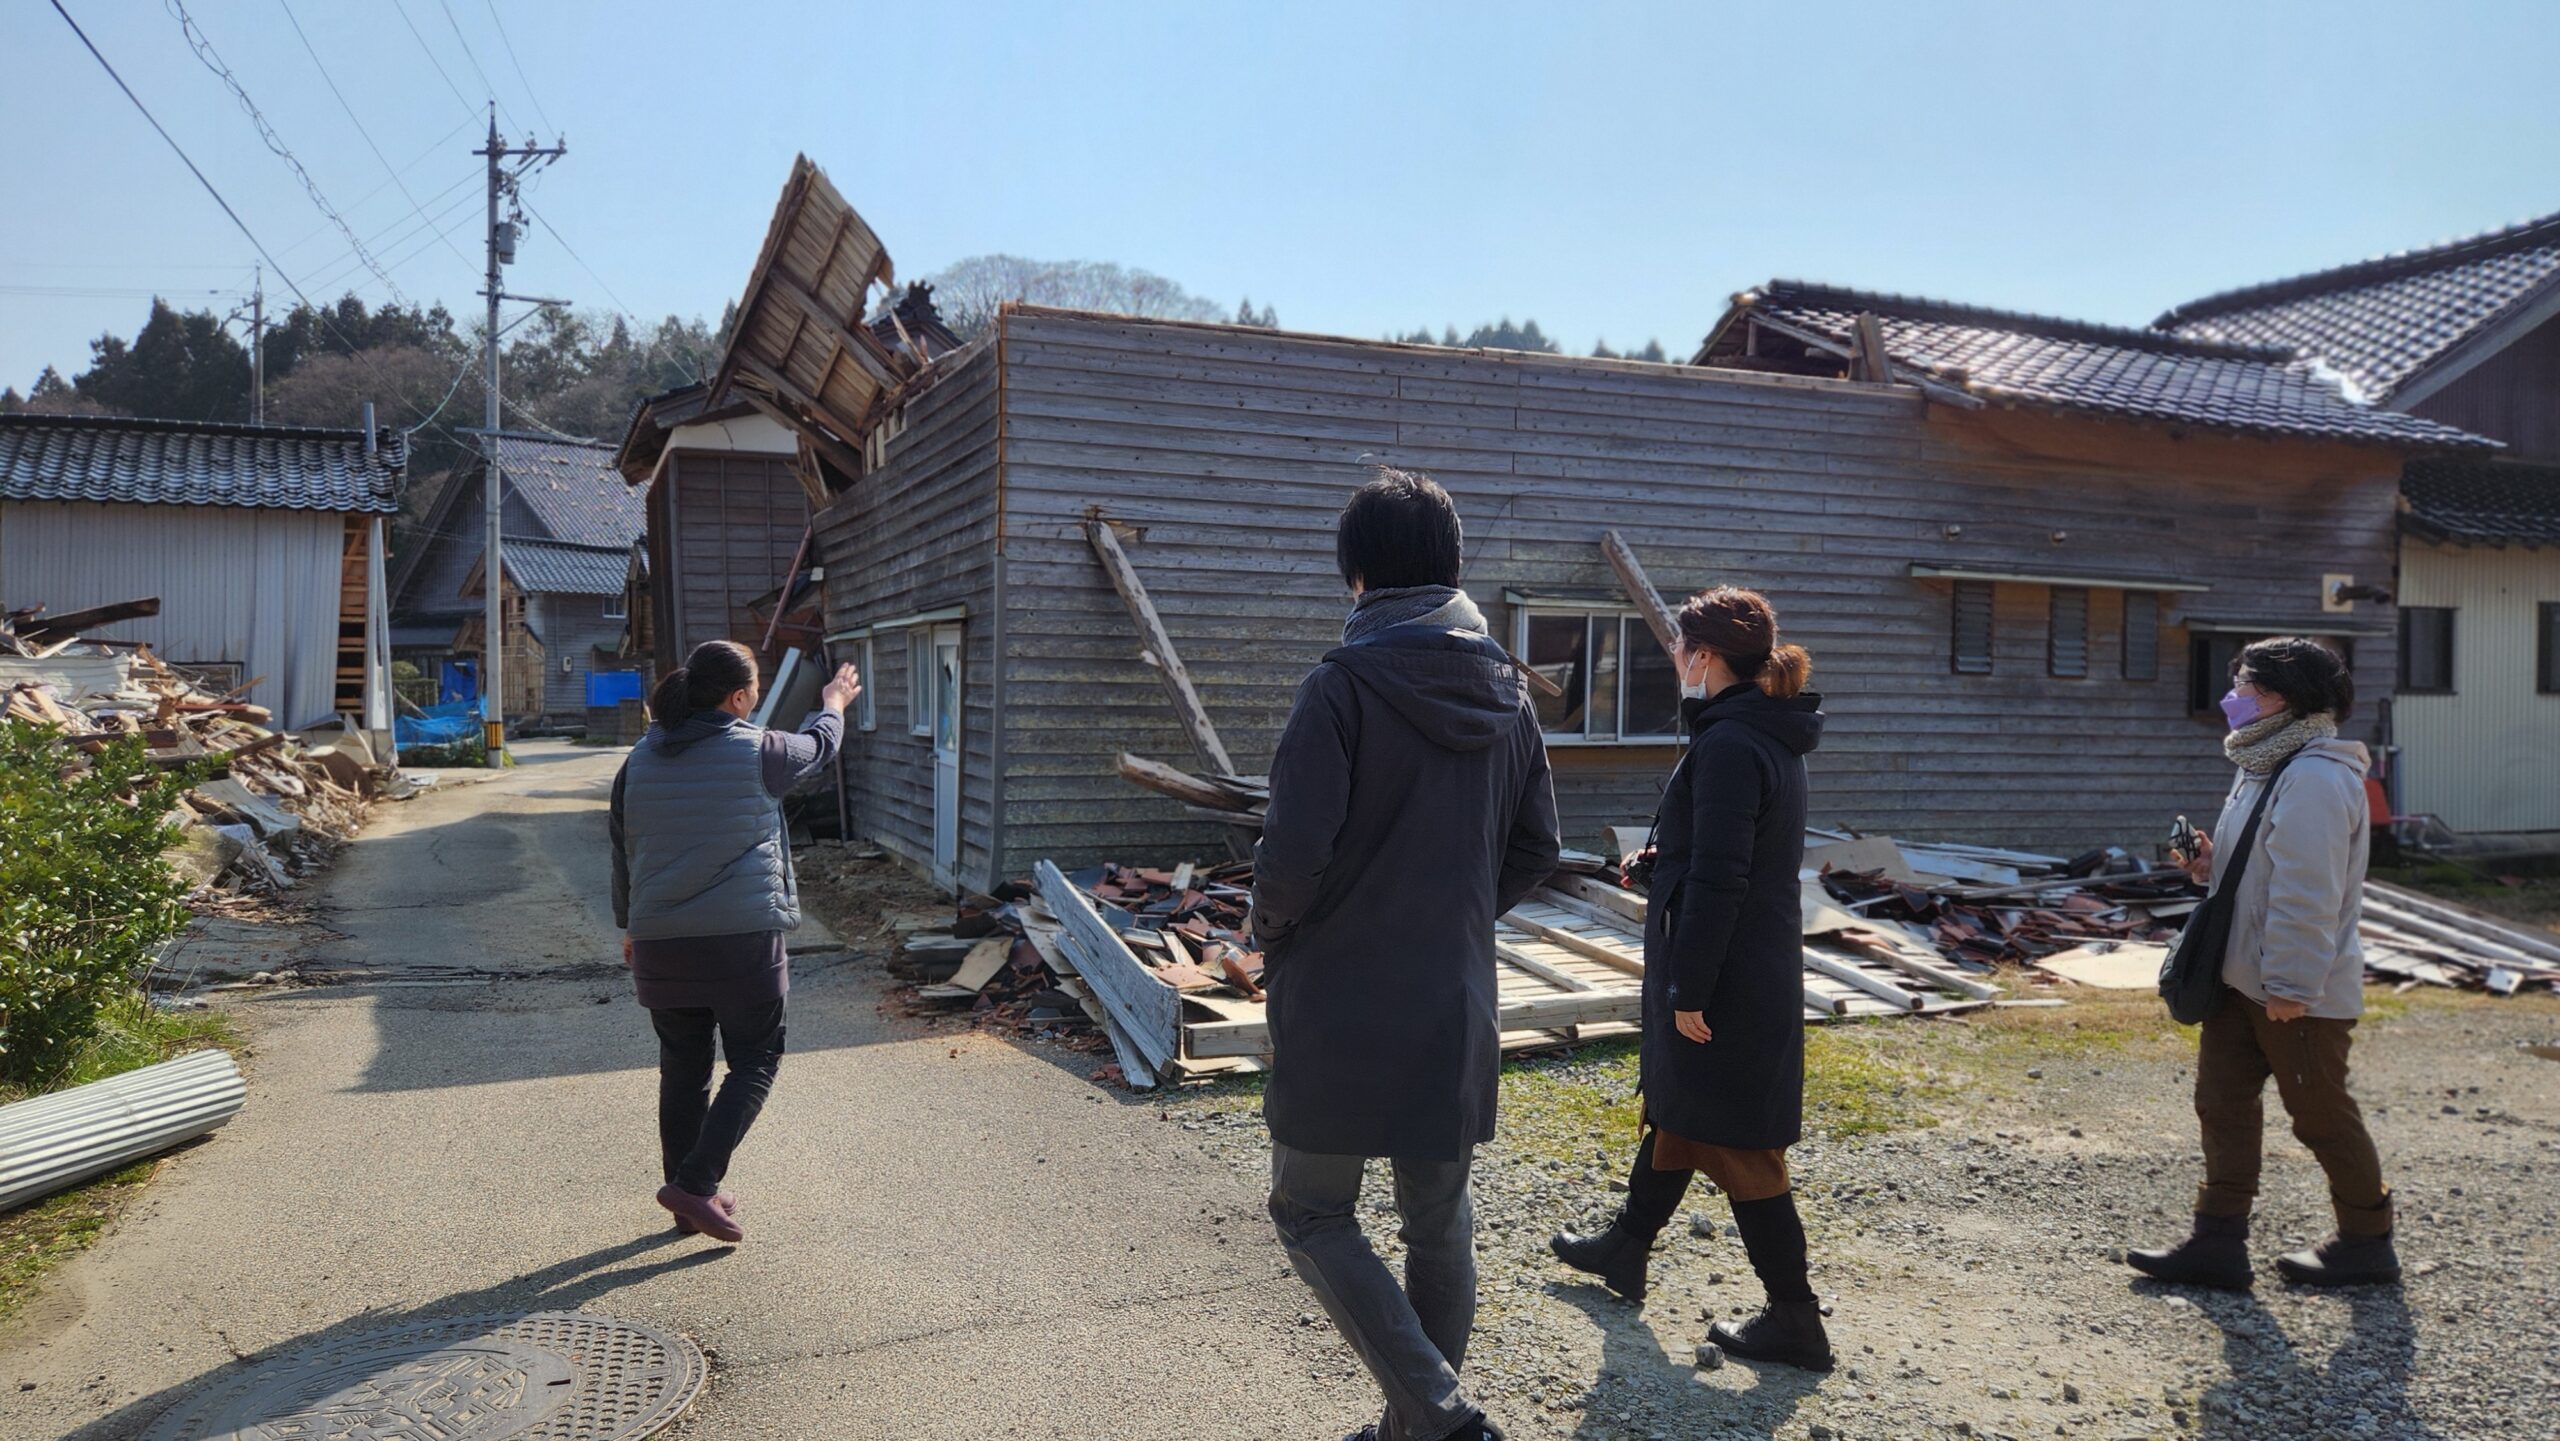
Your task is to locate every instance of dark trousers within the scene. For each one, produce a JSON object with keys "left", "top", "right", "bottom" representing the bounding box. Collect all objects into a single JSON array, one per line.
[
  {"left": 2194, "top": 987, "right": 2392, "bottom": 1235},
  {"left": 651, "top": 998, "right": 786, "bottom": 1197},
  {"left": 1621, "top": 1127, "right": 1815, "bottom": 1304},
  {"left": 1269, "top": 1144, "right": 1479, "bottom": 1441}
]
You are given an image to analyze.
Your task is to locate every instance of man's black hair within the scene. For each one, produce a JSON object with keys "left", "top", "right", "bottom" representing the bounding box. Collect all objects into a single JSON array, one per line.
[
  {"left": 2233, "top": 636, "right": 2355, "bottom": 721},
  {"left": 1335, "top": 467, "right": 1462, "bottom": 591}
]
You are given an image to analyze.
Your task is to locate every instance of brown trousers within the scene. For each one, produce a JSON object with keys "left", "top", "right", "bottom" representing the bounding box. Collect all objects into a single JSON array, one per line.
[{"left": 2194, "top": 988, "right": 2393, "bottom": 1235}]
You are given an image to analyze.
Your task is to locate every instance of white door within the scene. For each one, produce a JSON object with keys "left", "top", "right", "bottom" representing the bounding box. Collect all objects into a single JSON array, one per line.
[{"left": 931, "top": 625, "right": 962, "bottom": 884}]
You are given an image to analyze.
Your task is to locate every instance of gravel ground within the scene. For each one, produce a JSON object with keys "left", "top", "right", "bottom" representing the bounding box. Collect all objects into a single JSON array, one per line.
[{"left": 1155, "top": 990, "right": 2560, "bottom": 1441}]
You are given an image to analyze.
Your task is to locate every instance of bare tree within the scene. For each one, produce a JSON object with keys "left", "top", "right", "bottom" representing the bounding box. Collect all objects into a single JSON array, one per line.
[{"left": 917, "top": 255, "right": 1229, "bottom": 341}]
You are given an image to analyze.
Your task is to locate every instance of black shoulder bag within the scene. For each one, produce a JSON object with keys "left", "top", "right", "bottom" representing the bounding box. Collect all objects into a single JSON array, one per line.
[{"left": 2157, "top": 752, "right": 2299, "bottom": 1025}]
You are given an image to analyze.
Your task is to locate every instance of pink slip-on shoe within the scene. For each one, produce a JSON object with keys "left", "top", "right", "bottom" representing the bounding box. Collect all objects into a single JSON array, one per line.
[{"left": 657, "top": 1184, "right": 744, "bottom": 1242}]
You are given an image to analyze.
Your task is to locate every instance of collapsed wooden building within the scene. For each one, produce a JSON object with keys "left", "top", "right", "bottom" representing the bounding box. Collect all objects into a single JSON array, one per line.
[{"left": 696, "top": 161, "right": 2493, "bottom": 894}]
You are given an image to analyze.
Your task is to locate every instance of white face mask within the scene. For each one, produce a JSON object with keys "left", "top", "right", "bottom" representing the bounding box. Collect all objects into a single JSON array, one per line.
[{"left": 1679, "top": 653, "right": 1710, "bottom": 701}]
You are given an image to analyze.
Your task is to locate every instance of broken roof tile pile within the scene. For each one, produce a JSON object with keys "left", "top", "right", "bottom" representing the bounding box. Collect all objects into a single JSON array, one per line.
[
  {"left": 2400, "top": 457, "right": 2560, "bottom": 547},
  {"left": 0, "top": 599, "right": 412, "bottom": 901},
  {"left": 1714, "top": 280, "right": 2486, "bottom": 448},
  {"left": 0, "top": 413, "right": 405, "bottom": 513},
  {"left": 2155, "top": 209, "right": 2560, "bottom": 404}
]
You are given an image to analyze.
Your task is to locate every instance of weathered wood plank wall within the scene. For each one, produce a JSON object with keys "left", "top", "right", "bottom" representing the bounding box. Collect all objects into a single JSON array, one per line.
[
  {"left": 990, "top": 309, "right": 2404, "bottom": 871},
  {"left": 664, "top": 450, "right": 809, "bottom": 661},
  {"left": 812, "top": 342, "right": 1003, "bottom": 886},
  {"left": 2408, "top": 312, "right": 2560, "bottom": 462}
]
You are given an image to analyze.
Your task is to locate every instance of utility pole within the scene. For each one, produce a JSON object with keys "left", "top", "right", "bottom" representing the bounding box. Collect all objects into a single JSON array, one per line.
[
  {"left": 474, "top": 107, "right": 566, "bottom": 767},
  {"left": 228, "top": 265, "right": 268, "bottom": 423}
]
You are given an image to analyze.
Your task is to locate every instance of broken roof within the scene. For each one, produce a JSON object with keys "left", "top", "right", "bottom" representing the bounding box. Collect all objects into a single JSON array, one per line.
[
  {"left": 2155, "top": 209, "right": 2560, "bottom": 405},
  {"left": 708, "top": 155, "right": 932, "bottom": 481},
  {"left": 2401, "top": 457, "right": 2560, "bottom": 547},
  {"left": 0, "top": 413, "right": 404, "bottom": 513},
  {"left": 1698, "top": 279, "right": 2492, "bottom": 450}
]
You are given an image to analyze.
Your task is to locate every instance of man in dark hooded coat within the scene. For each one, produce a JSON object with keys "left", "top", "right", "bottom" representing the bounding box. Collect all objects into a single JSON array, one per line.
[{"left": 1253, "top": 468, "right": 1560, "bottom": 1441}]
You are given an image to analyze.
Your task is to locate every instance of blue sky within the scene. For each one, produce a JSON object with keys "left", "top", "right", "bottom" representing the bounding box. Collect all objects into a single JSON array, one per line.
[{"left": 5, "top": 1, "right": 2556, "bottom": 397}]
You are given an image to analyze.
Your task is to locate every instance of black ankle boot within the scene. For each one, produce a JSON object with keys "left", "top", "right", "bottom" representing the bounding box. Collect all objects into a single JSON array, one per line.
[
  {"left": 1708, "top": 1299, "right": 1834, "bottom": 1371},
  {"left": 2277, "top": 1231, "right": 2401, "bottom": 1287},
  {"left": 1550, "top": 1218, "right": 1654, "bottom": 1301},
  {"left": 2127, "top": 1213, "right": 2253, "bottom": 1290}
]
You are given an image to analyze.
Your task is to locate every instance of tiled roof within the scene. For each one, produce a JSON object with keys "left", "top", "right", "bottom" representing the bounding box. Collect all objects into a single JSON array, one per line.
[
  {"left": 491, "top": 434, "right": 644, "bottom": 548},
  {"left": 2155, "top": 210, "right": 2560, "bottom": 403},
  {"left": 496, "top": 538, "right": 631, "bottom": 596},
  {"left": 1706, "top": 280, "right": 2491, "bottom": 449},
  {"left": 0, "top": 413, "right": 404, "bottom": 512},
  {"left": 2402, "top": 457, "right": 2560, "bottom": 546}
]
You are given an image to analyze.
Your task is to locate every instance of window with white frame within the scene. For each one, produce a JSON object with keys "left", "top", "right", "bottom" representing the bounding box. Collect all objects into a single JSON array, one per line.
[
  {"left": 1515, "top": 607, "right": 1682, "bottom": 743},
  {"left": 907, "top": 629, "right": 934, "bottom": 735},
  {"left": 855, "top": 636, "right": 876, "bottom": 731},
  {"left": 600, "top": 590, "right": 627, "bottom": 621}
]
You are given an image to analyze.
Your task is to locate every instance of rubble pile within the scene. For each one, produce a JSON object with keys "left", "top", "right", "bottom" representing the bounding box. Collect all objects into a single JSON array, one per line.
[{"left": 0, "top": 600, "right": 410, "bottom": 898}]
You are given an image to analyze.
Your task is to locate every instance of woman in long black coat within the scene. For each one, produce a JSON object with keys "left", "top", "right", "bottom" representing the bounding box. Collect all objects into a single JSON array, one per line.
[{"left": 1551, "top": 585, "right": 1833, "bottom": 1371}]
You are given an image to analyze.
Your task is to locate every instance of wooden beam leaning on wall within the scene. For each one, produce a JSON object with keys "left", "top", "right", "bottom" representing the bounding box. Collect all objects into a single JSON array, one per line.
[
  {"left": 1602, "top": 530, "right": 1683, "bottom": 660},
  {"left": 1085, "top": 518, "right": 1238, "bottom": 778}
]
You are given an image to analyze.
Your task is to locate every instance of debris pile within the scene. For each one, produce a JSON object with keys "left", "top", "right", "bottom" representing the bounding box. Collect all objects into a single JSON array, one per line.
[
  {"left": 1800, "top": 831, "right": 2560, "bottom": 997},
  {"left": 0, "top": 599, "right": 409, "bottom": 898}
]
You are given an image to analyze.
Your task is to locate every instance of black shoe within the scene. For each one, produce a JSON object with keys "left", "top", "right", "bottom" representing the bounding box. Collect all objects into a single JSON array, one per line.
[
  {"left": 1550, "top": 1219, "right": 1653, "bottom": 1301},
  {"left": 2276, "top": 1231, "right": 2401, "bottom": 1287},
  {"left": 2127, "top": 1213, "right": 2252, "bottom": 1291},
  {"left": 1707, "top": 1299, "right": 1834, "bottom": 1371},
  {"left": 1340, "top": 1414, "right": 1503, "bottom": 1441}
]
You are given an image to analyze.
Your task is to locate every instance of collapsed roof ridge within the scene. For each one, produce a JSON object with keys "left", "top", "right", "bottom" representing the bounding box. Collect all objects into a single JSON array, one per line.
[
  {"left": 1752, "top": 278, "right": 2294, "bottom": 361},
  {"left": 2154, "top": 207, "right": 2560, "bottom": 326}
]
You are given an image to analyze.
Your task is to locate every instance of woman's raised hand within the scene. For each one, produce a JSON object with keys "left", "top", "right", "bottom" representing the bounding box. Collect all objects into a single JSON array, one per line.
[{"left": 821, "top": 663, "right": 863, "bottom": 714}]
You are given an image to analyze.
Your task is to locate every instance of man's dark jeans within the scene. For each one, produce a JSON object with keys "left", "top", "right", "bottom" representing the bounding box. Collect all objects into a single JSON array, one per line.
[
  {"left": 651, "top": 998, "right": 786, "bottom": 1197},
  {"left": 1270, "top": 1143, "right": 1480, "bottom": 1441}
]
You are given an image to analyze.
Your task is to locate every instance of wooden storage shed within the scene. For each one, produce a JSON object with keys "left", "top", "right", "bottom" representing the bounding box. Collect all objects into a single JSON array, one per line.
[{"left": 799, "top": 300, "right": 2484, "bottom": 892}]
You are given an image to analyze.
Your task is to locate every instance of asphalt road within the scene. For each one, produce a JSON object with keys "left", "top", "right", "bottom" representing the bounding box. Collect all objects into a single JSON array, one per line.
[{"left": 0, "top": 743, "right": 1365, "bottom": 1439}]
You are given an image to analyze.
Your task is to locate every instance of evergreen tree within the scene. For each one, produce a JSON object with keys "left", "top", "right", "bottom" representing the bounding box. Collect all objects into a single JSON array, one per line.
[{"left": 74, "top": 300, "right": 251, "bottom": 420}]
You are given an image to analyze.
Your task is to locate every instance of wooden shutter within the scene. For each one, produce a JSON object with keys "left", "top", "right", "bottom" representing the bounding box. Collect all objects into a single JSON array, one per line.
[
  {"left": 2122, "top": 590, "right": 2158, "bottom": 681},
  {"left": 2048, "top": 587, "right": 2089, "bottom": 678},
  {"left": 1950, "top": 581, "right": 1993, "bottom": 675}
]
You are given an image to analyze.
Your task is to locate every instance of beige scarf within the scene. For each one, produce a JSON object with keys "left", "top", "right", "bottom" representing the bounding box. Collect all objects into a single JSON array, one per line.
[{"left": 2224, "top": 709, "right": 2337, "bottom": 775}]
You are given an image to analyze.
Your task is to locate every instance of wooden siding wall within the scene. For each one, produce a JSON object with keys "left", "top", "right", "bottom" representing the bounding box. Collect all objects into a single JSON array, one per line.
[
  {"left": 535, "top": 594, "right": 626, "bottom": 718},
  {"left": 992, "top": 311, "right": 2404, "bottom": 869},
  {"left": 811, "top": 343, "right": 1004, "bottom": 887},
  {"left": 2410, "top": 312, "right": 2560, "bottom": 461},
  {"left": 663, "top": 450, "right": 811, "bottom": 661}
]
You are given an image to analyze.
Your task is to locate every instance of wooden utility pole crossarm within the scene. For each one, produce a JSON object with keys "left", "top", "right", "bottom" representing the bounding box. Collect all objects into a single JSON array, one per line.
[
  {"left": 1602, "top": 530, "right": 1682, "bottom": 659},
  {"left": 1085, "top": 519, "right": 1237, "bottom": 778}
]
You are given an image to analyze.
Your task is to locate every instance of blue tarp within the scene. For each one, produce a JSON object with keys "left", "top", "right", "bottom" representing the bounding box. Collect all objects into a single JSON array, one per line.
[
  {"left": 396, "top": 701, "right": 480, "bottom": 750},
  {"left": 586, "top": 669, "right": 644, "bottom": 707},
  {"left": 438, "top": 659, "right": 479, "bottom": 707}
]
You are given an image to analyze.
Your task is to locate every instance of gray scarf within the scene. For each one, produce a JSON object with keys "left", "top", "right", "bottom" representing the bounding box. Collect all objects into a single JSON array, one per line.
[
  {"left": 1342, "top": 585, "right": 1487, "bottom": 646},
  {"left": 2224, "top": 709, "right": 2337, "bottom": 775}
]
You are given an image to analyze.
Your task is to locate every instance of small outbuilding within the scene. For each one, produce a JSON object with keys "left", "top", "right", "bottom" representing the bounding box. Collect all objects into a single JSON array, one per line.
[{"left": 0, "top": 412, "right": 401, "bottom": 732}]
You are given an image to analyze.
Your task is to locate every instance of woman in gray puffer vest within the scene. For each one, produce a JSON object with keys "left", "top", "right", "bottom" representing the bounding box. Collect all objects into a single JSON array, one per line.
[
  {"left": 2129, "top": 637, "right": 2397, "bottom": 1291},
  {"left": 610, "top": 639, "right": 857, "bottom": 1242}
]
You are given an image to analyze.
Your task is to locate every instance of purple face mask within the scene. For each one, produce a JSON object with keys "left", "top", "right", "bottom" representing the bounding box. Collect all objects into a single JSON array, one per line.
[{"left": 2219, "top": 689, "right": 2263, "bottom": 730}]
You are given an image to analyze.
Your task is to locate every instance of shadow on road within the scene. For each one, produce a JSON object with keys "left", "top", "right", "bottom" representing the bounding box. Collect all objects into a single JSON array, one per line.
[
  {"left": 2155, "top": 1278, "right": 2436, "bottom": 1440},
  {"left": 63, "top": 1231, "right": 727, "bottom": 1440},
  {"left": 1550, "top": 1278, "right": 1821, "bottom": 1439}
]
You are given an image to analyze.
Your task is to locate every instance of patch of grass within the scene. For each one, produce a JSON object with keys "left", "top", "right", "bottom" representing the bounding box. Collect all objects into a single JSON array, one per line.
[
  {"left": 1802, "top": 1024, "right": 1957, "bottom": 1137},
  {"left": 0, "top": 1159, "right": 155, "bottom": 1326},
  {"left": 0, "top": 994, "right": 240, "bottom": 1322}
]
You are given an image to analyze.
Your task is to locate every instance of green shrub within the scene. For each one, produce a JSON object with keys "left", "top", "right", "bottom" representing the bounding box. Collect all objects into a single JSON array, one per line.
[{"left": 0, "top": 722, "right": 200, "bottom": 1090}]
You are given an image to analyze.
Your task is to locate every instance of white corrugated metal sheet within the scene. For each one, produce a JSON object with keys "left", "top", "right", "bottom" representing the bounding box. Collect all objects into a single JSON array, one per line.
[
  {"left": 0, "top": 1049, "right": 244, "bottom": 1211},
  {"left": 1, "top": 500, "right": 348, "bottom": 727},
  {"left": 2393, "top": 540, "right": 2560, "bottom": 834}
]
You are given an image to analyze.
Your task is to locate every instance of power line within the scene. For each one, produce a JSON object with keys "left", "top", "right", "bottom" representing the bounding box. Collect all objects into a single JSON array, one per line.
[
  {"left": 433, "top": 0, "right": 519, "bottom": 134},
  {"left": 481, "top": 0, "right": 557, "bottom": 137},
  {"left": 44, "top": 0, "right": 427, "bottom": 422},
  {"left": 164, "top": 0, "right": 413, "bottom": 309},
  {"left": 273, "top": 0, "right": 476, "bottom": 277},
  {"left": 389, "top": 0, "right": 481, "bottom": 123},
  {"left": 519, "top": 199, "right": 699, "bottom": 383}
]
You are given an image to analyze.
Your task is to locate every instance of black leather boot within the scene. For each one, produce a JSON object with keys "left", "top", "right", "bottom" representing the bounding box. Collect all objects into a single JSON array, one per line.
[
  {"left": 1550, "top": 1218, "right": 1654, "bottom": 1301},
  {"left": 1708, "top": 1300, "right": 1835, "bottom": 1371},
  {"left": 2277, "top": 1231, "right": 2401, "bottom": 1287},
  {"left": 2127, "top": 1213, "right": 2253, "bottom": 1290}
]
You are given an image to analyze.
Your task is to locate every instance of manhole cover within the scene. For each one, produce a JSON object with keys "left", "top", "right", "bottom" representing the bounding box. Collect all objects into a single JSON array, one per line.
[{"left": 141, "top": 1311, "right": 705, "bottom": 1441}]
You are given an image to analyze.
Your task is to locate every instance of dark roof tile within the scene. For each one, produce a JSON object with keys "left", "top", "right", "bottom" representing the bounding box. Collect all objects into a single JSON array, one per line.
[
  {"left": 2155, "top": 210, "right": 2560, "bottom": 402},
  {"left": 487, "top": 434, "right": 644, "bottom": 549},
  {"left": 0, "top": 413, "right": 404, "bottom": 512},
  {"left": 2402, "top": 457, "right": 2560, "bottom": 546},
  {"left": 1707, "top": 280, "right": 2491, "bottom": 449}
]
